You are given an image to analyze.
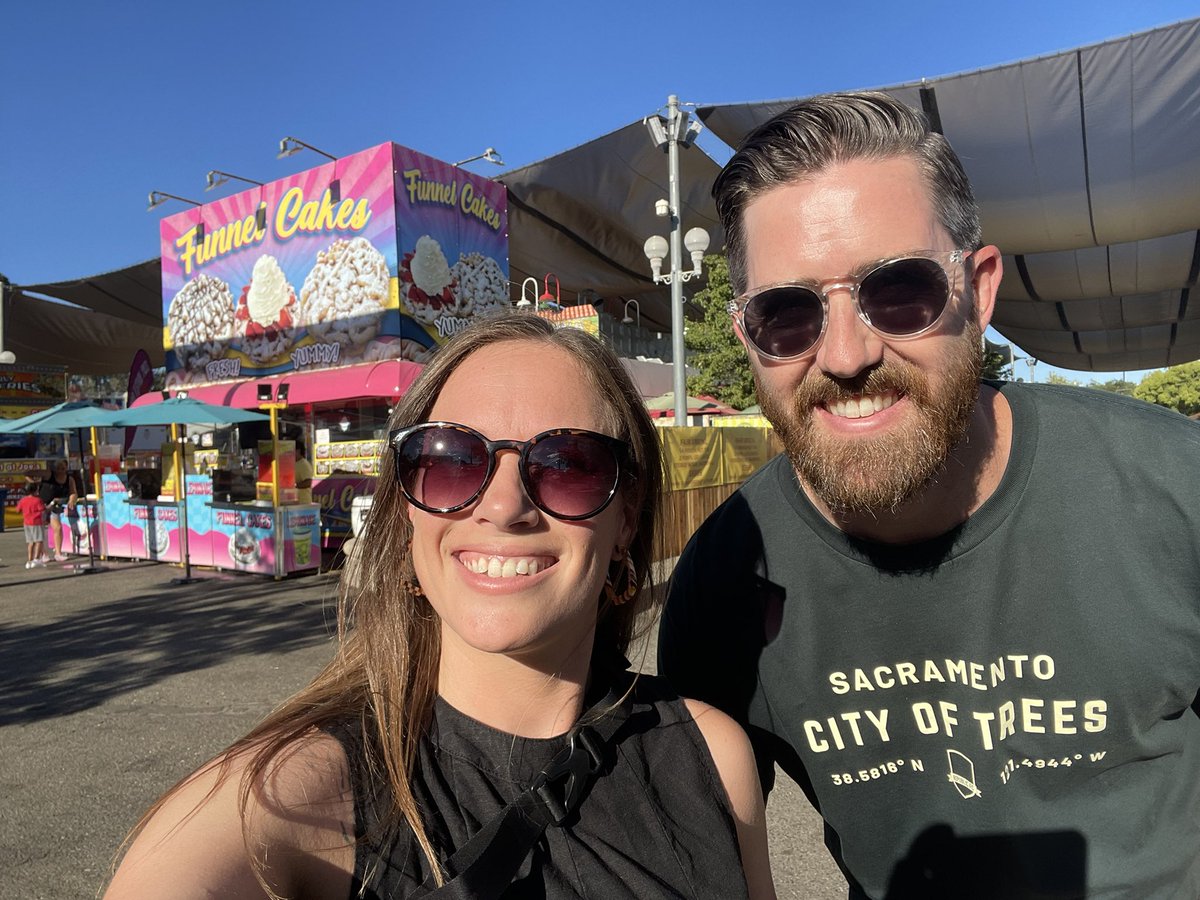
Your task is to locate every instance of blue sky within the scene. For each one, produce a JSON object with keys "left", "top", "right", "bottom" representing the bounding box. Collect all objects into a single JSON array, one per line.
[{"left": 3, "top": 0, "right": 1194, "bottom": 383}]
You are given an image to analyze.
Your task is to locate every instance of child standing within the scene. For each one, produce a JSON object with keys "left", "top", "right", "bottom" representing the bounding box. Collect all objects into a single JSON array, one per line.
[{"left": 17, "top": 482, "right": 46, "bottom": 569}]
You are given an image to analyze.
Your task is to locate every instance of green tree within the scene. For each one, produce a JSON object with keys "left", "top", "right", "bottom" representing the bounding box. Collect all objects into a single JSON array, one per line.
[
  {"left": 1044, "top": 372, "right": 1081, "bottom": 387},
  {"left": 684, "top": 254, "right": 757, "bottom": 410},
  {"left": 981, "top": 346, "right": 1011, "bottom": 381},
  {"left": 1133, "top": 362, "right": 1200, "bottom": 415},
  {"left": 1090, "top": 378, "right": 1137, "bottom": 396}
]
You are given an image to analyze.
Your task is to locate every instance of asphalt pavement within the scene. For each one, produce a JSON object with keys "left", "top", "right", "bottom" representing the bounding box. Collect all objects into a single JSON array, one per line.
[{"left": 0, "top": 527, "right": 846, "bottom": 899}]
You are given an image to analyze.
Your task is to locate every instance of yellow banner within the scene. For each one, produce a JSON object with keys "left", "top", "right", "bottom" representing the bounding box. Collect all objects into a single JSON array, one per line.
[
  {"left": 719, "top": 427, "right": 776, "bottom": 483},
  {"left": 659, "top": 426, "right": 777, "bottom": 491}
]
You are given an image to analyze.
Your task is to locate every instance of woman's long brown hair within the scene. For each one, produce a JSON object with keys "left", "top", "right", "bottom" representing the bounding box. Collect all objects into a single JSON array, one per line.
[{"left": 115, "top": 312, "right": 664, "bottom": 894}]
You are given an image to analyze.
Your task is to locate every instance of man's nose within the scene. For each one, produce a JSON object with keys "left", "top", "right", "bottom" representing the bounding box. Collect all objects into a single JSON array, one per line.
[{"left": 813, "top": 291, "right": 885, "bottom": 379}]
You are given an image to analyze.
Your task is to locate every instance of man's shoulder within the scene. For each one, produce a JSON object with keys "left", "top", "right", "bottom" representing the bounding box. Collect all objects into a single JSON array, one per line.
[
  {"left": 683, "top": 454, "right": 791, "bottom": 547},
  {"left": 1005, "top": 380, "right": 1200, "bottom": 448}
]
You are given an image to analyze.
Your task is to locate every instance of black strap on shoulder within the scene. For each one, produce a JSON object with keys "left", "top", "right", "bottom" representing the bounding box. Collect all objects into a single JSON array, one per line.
[{"left": 409, "top": 682, "right": 631, "bottom": 900}]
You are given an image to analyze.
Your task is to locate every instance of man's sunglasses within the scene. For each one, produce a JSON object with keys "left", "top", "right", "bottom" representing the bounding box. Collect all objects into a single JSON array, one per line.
[
  {"left": 730, "top": 250, "right": 970, "bottom": 361},
  {"left": 390, "top": 422, "right": 630, "bottom": 520}
]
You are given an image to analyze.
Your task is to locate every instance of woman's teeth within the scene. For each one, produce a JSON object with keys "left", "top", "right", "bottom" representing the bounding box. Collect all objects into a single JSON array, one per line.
[
  {"left": 827, "top": 390, "right": 898, "bottom": 419},
  {"left": 462, "top": 555, "right": 543, "bottom": 577}
]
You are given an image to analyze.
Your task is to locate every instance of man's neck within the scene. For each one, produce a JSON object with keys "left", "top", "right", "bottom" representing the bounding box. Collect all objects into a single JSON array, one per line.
[{"left": 801, "top": 385, "right": 1012, "bottom": 544}]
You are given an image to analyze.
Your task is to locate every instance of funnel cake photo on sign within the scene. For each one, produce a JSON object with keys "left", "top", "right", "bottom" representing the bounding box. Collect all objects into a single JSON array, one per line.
[
  {"left": 399, "top": 234, "right": 456, "bottom": 326},
  {"left": 235, "top": 255, "right": 298, "bottom": 363},
  {"left": 300, "top": 237, "right": 391, "bottom": 348},
  {"left": 450, "top": 251, "right": 509, "bottom": 317},
  {"left": 167, "top": 274, "right": 235, "bottom": 370}
]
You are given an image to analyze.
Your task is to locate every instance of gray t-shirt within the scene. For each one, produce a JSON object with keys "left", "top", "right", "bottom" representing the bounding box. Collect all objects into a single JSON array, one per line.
[{"left": 660, "top": 382, "right": 1200, "bottom": 899}]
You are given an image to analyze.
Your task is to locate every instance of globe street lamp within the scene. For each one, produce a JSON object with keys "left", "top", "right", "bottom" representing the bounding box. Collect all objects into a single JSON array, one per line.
[{"left": 643, "top": 95, "right": 709, "bottom": 423}]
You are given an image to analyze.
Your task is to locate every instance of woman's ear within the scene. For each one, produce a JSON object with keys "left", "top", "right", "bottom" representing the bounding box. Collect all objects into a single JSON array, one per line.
[{"left": 611, "top": 495, "right": 638, "bottom": 562}]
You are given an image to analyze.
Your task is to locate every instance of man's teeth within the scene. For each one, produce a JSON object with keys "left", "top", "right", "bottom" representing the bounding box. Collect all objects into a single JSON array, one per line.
[
  {"left": 463, "top": 556, "right": 542, "bottom": 577},
  {"left": 827, "top": 391, "right": 897, "bottom": 419}
]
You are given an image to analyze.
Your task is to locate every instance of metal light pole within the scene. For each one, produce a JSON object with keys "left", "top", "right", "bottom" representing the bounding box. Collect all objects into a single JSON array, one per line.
[
  {"left": 1025, "top": 357, "right": 1038, "bottom": 383},
  {"left": 643, "top": 95, "right": 709, "bottom": 424}
]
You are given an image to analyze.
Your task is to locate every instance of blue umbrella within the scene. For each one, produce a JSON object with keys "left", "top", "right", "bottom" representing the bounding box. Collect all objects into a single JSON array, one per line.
[
  {"left": 0, "top": 401, "right": 120, "bottom": 434},
  {"left": 108, "top": 397, "right": 269, "bottom": 427}
]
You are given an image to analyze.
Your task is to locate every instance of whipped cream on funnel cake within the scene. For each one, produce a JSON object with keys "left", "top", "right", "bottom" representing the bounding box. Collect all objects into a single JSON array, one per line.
[
  {"left": 168, "top": 274, "right": 235, "bottom": 370},
  {"left": 301, "top": 237, "right": 390, "bottom": 347},
  {"left": 411, "top": 236, "right": 453, "bottom": 296},
  {"left": 236, "top": 254, "right": 297, "bottom": 363},
  {"left": 246, "top": 255, "right": 291, "bottom": 324},
  {"left": 400, "top": 235, "right": 457, "bottom": 326}
]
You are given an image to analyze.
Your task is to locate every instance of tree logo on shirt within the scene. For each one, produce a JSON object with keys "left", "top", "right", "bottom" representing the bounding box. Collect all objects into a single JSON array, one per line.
[{"left": 946, "top": 749, "right": 982, "bottom": 799}]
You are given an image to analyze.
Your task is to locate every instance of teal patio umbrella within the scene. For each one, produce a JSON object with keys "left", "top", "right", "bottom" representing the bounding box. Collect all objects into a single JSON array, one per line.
[
  {"left": 109, "top": 397, "right": 270, "bottom": 428},
  {"left": 0, "top": 402, "right": 124, "bottom": 573}
]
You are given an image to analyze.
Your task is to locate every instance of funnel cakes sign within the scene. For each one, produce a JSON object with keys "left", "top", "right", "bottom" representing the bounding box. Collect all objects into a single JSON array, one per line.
[{"left": 159, "top": 143, "right": 509, "bottom": 386}]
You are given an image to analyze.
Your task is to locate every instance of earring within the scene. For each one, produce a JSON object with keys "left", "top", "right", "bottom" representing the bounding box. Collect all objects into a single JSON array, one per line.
[
  {"left": 604, "top": 549, "right": 638, "bottom": 606},
  {"left": 403, "top": 538, "right": 425, "bottom": 598},
  {"left": 618, "top": 555, "right": 638, "bottom": 605}
]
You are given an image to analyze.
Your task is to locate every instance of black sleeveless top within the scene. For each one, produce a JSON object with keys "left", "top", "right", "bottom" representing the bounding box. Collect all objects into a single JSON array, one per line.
[{"left": 330, "top": 674, "right": 749, "bottom": 899}]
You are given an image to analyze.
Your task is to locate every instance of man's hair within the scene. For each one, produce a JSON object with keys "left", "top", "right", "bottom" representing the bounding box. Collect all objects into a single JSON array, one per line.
[{"left": 713, "top": 91, "right": 982, "bottom": 294}]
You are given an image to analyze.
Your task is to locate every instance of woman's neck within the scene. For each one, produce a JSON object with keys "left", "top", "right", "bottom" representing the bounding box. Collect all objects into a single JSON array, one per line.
[{"left": 436, "top": 632, "right": 595, "bottom": 738}]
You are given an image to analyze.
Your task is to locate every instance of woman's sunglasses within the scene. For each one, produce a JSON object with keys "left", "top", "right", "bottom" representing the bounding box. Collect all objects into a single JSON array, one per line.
[
  {"left": 390, "top": 422, "right": 630, "bottom": 520},
  {"left": 730, "top": 250, "right": 970, "bottom": 361}
]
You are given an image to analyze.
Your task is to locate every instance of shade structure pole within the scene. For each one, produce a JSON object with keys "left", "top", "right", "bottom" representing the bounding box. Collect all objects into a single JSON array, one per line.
[
  {"left": 667, "top": 94, "right": 687, "bottom": 425},
  {"left": 177, "top": 433, "right": 193, "bottom": 582},
  {"left": 270, "top": 406, "right": 280, "bottom": 508},
  {"left": 169, "top": 425, "right": 199, "bottom": 584},
  {"left": 71, "top": 426, "right": 102, "bottom": 574}
]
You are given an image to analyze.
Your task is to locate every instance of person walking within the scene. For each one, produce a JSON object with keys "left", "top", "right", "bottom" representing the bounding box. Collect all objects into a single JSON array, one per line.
[{"left": 17, "top": 482, "right": 47, "bottom": 569}]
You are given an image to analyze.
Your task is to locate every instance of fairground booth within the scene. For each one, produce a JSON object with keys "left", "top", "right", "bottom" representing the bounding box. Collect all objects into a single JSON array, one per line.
[{"left": 107, "top": 142, "right": 509, "bottom": 575}]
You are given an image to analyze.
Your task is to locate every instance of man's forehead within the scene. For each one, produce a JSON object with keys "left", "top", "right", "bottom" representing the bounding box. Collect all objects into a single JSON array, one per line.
[{"left": 741, "top": 157, "right": 944, "bottom": 282}]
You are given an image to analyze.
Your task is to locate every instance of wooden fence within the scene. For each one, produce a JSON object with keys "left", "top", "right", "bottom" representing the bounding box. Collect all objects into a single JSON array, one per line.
[{"left": 651, "top": 426, "right": 780, "bottom": 561}]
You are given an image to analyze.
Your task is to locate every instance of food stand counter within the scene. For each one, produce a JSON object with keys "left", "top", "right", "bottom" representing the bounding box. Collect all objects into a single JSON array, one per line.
[
  {"left": 208, "top": 500, "right": 320, "bottom": 576},
  {"left": 100, "top": 473, "right": 319, "bottom": 576}
]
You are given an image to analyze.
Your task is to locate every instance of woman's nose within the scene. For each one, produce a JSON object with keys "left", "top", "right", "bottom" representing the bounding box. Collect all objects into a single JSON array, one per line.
[{"left": 472, "top": 452, "right": 539, "bottom": 528}]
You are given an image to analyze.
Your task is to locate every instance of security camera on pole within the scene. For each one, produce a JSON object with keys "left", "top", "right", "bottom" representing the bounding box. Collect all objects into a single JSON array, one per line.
[{"left": 643, "top": 95, "right": 710, "bottom": 424}]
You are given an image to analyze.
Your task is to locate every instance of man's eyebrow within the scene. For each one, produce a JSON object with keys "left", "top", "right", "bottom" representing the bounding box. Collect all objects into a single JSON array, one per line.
[{"left": 846, "top": 250, "right": 930, "bottom": 277}]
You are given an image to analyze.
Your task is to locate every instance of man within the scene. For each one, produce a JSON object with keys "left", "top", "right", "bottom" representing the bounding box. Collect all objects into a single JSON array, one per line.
[
  {"left": 294, "top": 442, "right": 314, "bottom": 505},
  {"left": 659, "top": 92, "right": 1200, "bottom": 899}
]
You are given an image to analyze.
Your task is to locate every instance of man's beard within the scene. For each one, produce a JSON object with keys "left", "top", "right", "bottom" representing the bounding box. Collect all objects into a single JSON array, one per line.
[{"left": 758, "top": 322, "right": 984, "bottom": 515}]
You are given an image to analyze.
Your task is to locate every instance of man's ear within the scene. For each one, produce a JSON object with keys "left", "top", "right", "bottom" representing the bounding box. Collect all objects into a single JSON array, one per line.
[
  {"left": 969, "top": 245, "right": 1003, "bottom": 332},
  {"left": 731, "top": 308, "right": 751, "bottom": 353}
]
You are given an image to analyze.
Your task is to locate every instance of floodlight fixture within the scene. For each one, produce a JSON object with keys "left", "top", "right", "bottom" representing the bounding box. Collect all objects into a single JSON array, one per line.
[
  {"left": 206, "top": 170, "right": 264, "bottom": 192},
  {"left": 147, "top": 191, "right": 202, "bottom": 212},
  {"left": 453, "top": 147, "right": 505, "bottom": 167},
  {"left": 644, "top": 115, "right": 669, "bottom": 150},
  {"left": 277, "top": 136, "right": 337, "bottom": 161}
]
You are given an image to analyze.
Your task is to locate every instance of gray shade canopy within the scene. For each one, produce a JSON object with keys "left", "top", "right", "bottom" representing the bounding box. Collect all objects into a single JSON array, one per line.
[{"left": 697, "top": 17, "right": 1200, "bottom": 372}]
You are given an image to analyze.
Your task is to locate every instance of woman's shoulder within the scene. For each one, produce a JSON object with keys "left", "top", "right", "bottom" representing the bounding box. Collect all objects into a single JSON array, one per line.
[{"left": 104, "top": 730, "right": 355, "bottom": 900}]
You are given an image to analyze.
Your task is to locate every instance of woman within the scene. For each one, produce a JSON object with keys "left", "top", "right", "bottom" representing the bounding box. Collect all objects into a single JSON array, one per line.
[
  {"left": 40, "top": 459, "right": 78, "bottom": 561},
  {"left": 105, "top": 313, "right": 774, "bottom": 899}
]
